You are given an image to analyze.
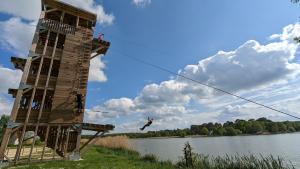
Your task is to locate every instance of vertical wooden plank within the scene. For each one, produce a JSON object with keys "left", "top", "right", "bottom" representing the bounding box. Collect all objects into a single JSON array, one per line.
[
  {"left": 28, "top": 32, "right": 59, "bottom": 162},
  {"left": 41, "top": 125, "right": 50, "bottom": 161},
  {"left": 0, "top": 58, "right": 32, "bottom": 160},
  {"left": 52, "top": 126, "right": 61, "bottom": 159},
  {"left": 76, "top": 16, "right": 79, "bottom": 28},
  {"left": 63, "top": 127, "right": 70, "bottom": 159},
  {"left": 14, "top": 30, "right": 51, "bottom": 163},
  {"left": 74, "top": 125, "right": 82, "bottom": 156}
]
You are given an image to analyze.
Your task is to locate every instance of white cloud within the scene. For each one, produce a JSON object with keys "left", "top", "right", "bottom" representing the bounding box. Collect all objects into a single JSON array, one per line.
[
  {"left": 0, "top": 66, "right": 22, "bottom": 93},
  {"left": 0, "top": 18, "right": 36, "bottom": 55},
  {"left": 88, "top": 55, "right": 107, "bottom": 82},
  {"left": 59, "top": 0, "right": 114, "bottom": 25},
  {"left": 0, "top": 94, "right": 13, "bottom": 115},
  {"left": 86, "top": 23, "right": 300, "bottom": 131},
  {"left": 0, "top": 66, "right": 22, "bottom": 116},
  {"left": 0, "top": 0, "right": 114, "bottom": 25},
  {"left": 132, "top": 0, "right": 151, "bottom": 7},
  {"left": 0, "top": 0, "right": 41, "bottom": 21}
]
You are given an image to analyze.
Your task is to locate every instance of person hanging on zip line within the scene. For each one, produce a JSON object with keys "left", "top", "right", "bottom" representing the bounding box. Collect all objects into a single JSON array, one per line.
[{"left": 140, "top": 117, "right": 154, "bottom": 131}]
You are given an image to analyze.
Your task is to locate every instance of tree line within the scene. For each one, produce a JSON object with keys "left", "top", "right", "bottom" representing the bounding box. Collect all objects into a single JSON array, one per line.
[{"left": 111, "top": 117, "right": 300, "bottom": 138}]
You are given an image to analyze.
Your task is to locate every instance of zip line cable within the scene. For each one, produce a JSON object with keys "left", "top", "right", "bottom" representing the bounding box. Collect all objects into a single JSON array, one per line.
[
  {"left": 111, "top": 49, "right": 300, "bottom": 120},
  {"left": 28, "top": 22, "right": 300, "bottom": 120}
]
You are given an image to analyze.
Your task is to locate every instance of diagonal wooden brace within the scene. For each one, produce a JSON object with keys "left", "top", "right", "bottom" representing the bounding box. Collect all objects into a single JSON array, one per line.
[{"left": 79, "top": 131, "right": 105, "bottom": 151}]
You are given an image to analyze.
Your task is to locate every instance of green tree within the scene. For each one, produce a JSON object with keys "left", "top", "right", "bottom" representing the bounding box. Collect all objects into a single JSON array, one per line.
[
  {"left": 213, "top": 127, "right": 226, "bottom": 136},
  {"left": 247, "top": 122, "right": 263, "bottom": 134},
  {"left": 225, "top": 127, "right": 238, "bottom": 136},
  {"left": 200, "top": 127, "right": 209, "bottom": 135},
  {"left": 269, "top": 123, "right": 279, "bottom": 133},
  {"left": 0, "top": 115, "right": 9, "bottom": 141},
  {"left": 278, "top": 123, "right": 287, "bottom": 132}
]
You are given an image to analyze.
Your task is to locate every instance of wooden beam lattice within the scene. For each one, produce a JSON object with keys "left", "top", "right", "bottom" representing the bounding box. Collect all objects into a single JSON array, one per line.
[{"left": 14, "top": 30, "right": 51, "bottom": 164}]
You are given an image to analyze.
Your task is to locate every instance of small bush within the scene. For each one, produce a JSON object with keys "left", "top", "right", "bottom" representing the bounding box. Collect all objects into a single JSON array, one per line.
[{"left": 141, "top": 154, "right": 158, "bottom": 163}]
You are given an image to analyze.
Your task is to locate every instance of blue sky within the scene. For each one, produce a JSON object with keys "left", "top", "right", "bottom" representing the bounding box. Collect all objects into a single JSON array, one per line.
[{"left": 0, "top": 0, "right": 300, "bottom": 132}]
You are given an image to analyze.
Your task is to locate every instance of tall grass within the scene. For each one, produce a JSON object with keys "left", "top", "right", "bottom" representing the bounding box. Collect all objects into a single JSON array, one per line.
[
  {"left": 89, "top": 135, "right": 133, "bottom": 150},
  {"left": 177, "top": 142, "right": 295, "bottom": 169},
  {"left": 177, "top": 154, "right": 295, "bottom": 169}
]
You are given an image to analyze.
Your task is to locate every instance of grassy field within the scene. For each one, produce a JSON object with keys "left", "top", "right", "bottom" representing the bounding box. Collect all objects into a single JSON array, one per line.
[
  {"left": 5, "top": 136, "right": 295, "bottom": 169},
  {"left": 7, "top": 146, "right": 174, "bottom": 169}
]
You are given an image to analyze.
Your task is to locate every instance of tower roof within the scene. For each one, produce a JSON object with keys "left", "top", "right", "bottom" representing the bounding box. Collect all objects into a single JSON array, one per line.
[{"left": 42, "top": 0, "right": 97, "bottom": 22}]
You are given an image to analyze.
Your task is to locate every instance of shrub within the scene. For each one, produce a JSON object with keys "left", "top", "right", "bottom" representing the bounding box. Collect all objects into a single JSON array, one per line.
[{"left": 141, "top": 154, "right": 158, "bottom": 163}]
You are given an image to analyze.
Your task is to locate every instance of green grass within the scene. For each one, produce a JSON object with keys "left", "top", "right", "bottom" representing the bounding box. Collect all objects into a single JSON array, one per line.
[
  {"left": 7, "top": 146, "right": 175, "bottom": 169},
  {"left": 5, "top": 146, "right": 295, "bottom": 169},
  {"left": 176, "top": 154, "right": 295, "bottom": 169}
]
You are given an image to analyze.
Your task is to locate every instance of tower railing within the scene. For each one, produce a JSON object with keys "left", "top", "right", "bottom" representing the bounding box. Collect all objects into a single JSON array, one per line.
[{"left": 39, "top": 19, "right": 76, "bottom": 35}]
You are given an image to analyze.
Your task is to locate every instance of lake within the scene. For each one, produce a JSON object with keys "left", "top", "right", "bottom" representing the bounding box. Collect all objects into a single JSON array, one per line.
[{"left": 132, "top": 133, "right": 300, "bottom": 167}]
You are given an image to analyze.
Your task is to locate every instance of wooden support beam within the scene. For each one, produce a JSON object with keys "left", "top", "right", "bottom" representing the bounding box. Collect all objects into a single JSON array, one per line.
[
  {"left": 23, "top": 88, "right": 32, "bottom": 94},
  {"left": 30, "top": 11, "right": 65, "bottom": 161},
  {"left": 63, "top": 127, "right": 70, "bottom": 159},
  {"left": 53, "top": 126, "right": 61, "bottom": 159},
  {"left": 11, "top": 126, "right": 22, "bottom": 134},
  {"left": 91, "top": 46, "right": 105, "bottom": 54},
  {"left": 41, "top": 125, "right": 50, "bottom": 160},
  {"left": 0, "top": 56, "right": 33, "bottom": 161},
  {"left": 76, "top": 16, "right": 80, "bottom": 28},
  {"left": 29, "top": 32, "right": 60, "bottom": 162},
  {"left": 45, "top": 8, "right": 58, "bottom": 13},
  {"left": 74, "top": 125, "right": 82, "bottom": 156},
  {"left": 31, "top": 55, "right": 41, "bottom": 62},
  {"left": 79, "top": 131, "right": 103, "bottom": 151},
  {"left": 4, "top": 154, "right": 12, "bottom": 163},
  {"left": 14, "top": 30, "right": 51, "bottom": 164},
  {"left": 90, "top": 52, "right": 102, "bottom": 60}
]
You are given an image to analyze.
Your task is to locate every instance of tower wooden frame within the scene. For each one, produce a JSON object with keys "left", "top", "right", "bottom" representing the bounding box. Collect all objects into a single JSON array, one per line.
[{"left": 0, "top": 0, "right": 113, "bottom": 165}]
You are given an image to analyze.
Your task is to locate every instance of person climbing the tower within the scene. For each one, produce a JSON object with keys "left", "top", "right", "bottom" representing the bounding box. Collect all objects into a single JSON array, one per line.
[
  {"left": 76, "top": 93, "right": 84, "bottom": 113},
  {"left": 98, "top": 33, "right": 104, "bottom": 42},
  {"left": 140, "top": 117, "right": 154, "bottom": 131}
]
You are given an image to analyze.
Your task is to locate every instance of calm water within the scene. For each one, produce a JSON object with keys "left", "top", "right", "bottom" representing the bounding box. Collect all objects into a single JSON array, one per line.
[{"left": 132, "top": 133, "right": 300, "bottom": 167}]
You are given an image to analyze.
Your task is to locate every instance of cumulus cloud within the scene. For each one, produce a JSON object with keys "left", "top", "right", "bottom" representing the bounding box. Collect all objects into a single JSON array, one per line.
[
  {"left": 132, "top": 0, "right": 151, "bottom": 7},
  {"left": 0, "top": 0, "right": 41, "bottom": 21},
  {"left": 0, "top": 0, "right": 114, "bottom": 25},
  {"left": 179, "top": 39, "right": 300, "bottom": 93},
  {"left": 0, "top": 66, "right": 22, "bottom": 93},
  {"left": 0, "top": 94, "right": 13, "bottom": 115},
  {"left": 86, "top": 23, "right": 300, "bottom": 130},
  {"left": 59, "top": 0, "right": 115, "bottom": 25},
  {"left": 88, "top": 55, "right": 107, "bottom": 82},
  {"left": 0, "top": 18, "right": 36, "bottom": 55},
  {"left": 0, "top": 66, "right": 22, "bottom": 116}
]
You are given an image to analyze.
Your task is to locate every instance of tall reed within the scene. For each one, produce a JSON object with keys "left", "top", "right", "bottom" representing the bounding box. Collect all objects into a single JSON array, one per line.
[{"left": 90, "top": 135, "right": 133, "bottom": 150}]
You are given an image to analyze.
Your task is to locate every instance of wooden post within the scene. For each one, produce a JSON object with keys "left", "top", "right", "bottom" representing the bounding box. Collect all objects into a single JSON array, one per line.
[
  {"left": 14, "top": 30, "right": 51, "bottom": 163},
  {"left": 41, "top": 125, "right": 50, "bottom": 160},
  {"left": 76, "top": 16, "right": 80, "bottom": 28},
  {"left": 0, "top": 57, "right": 32, "bottom": 160},
  {"left": 63, "top": 127, "right": 70, "bottom": 159},
  {"left": 28, "top": 32, "right": 59, "bottom": 162},
  {"left": 74, "top": 125, "right": 82, "bottom": 155},
  {"left": 52, "top": 126, "right": 61, "bottom": 159}
]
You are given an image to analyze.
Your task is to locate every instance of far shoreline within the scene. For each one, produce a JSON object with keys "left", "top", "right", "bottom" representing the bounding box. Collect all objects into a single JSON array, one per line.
[{"left": 130, "top": 131, "right": 300, "bottom": 139}]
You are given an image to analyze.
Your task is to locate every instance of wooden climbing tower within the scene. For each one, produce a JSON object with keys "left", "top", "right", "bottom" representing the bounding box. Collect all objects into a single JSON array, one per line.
[{"left": 0, "top": 0, "right": 114, "bottom": 165}]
